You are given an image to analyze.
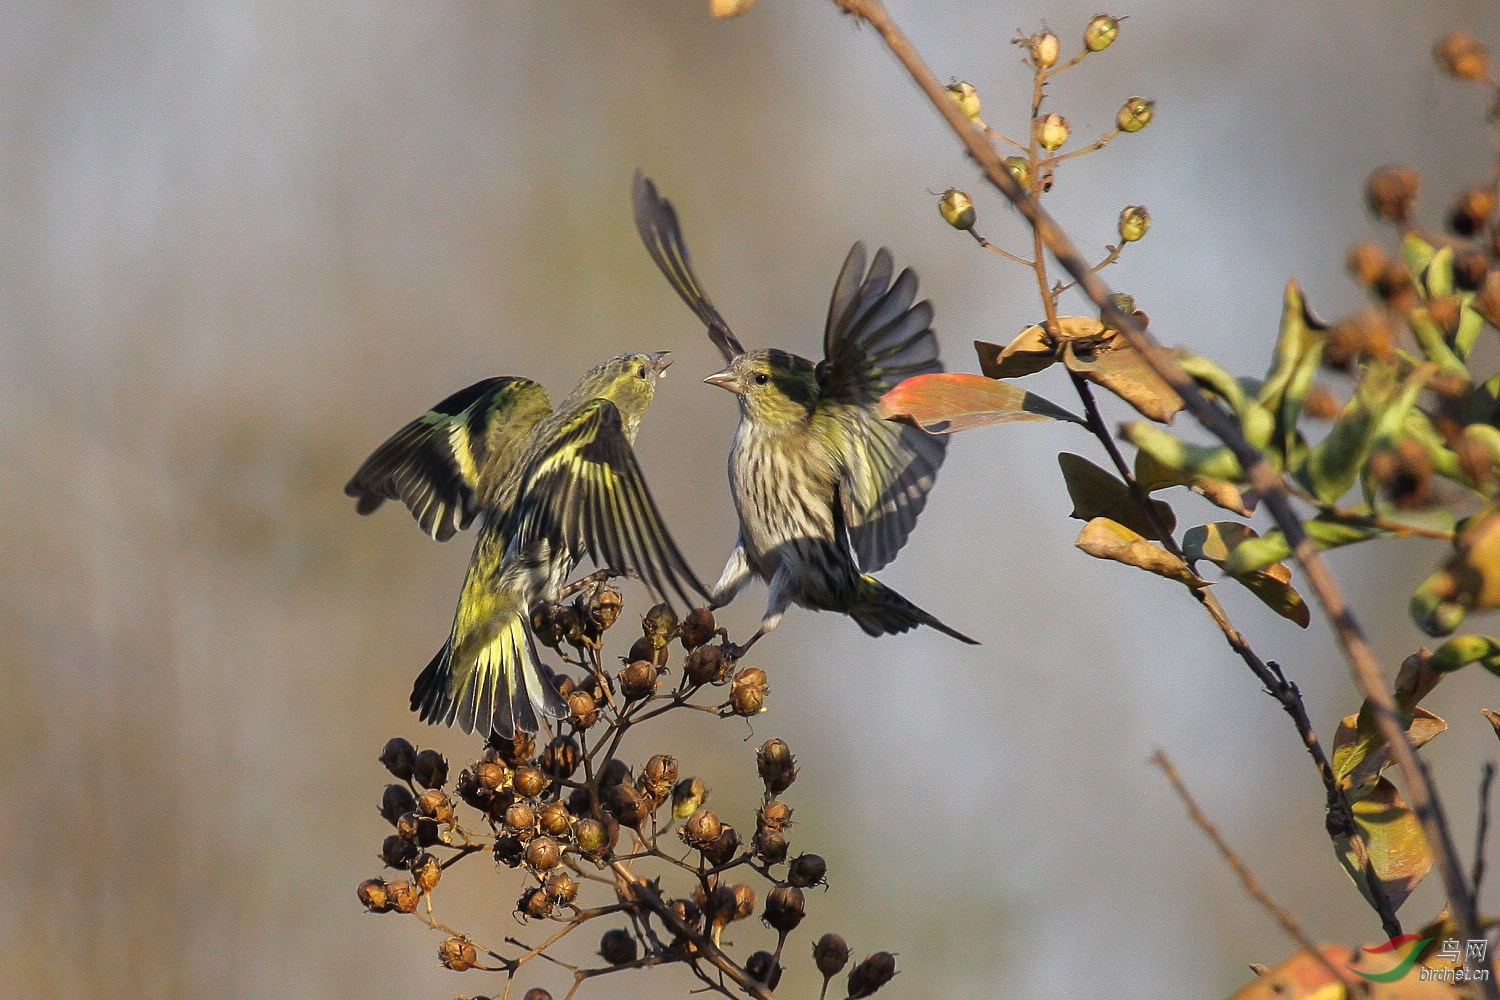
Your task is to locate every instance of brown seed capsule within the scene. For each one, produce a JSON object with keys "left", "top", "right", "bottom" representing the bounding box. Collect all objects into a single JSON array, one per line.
[
  {"left": 513, "top": 765, "right": 547, "bottom": 799},
  {"left": 411, "top": 748, "right": 448, "bottom": 790},
  {"left": 542, "top": 735, "right": 581, "bottom": 779},
  {"left": 746, "top": 950, "right": 783, "bottom": 989},
  {"left": 523, "top": 990, "right": 554, "bottom": 1000},
  {"left": 1477, "top": 272, "right": 1500, "bottom": 329},
  {"left": 1374, "top": 259, "right": 1415, "bottom": 306},
  {"left": 381, "top": 834, "right": 418, "bottom": 869},
  {"left": 676, "top": 606, "right": 715, "bottom": 652},
  {"left": 763, "top": 885, "right": 805, "bottom": 933},
  {"left": 1084, "top": 14, "right": 1118, "bottom": 51},
  {"left": 938, "top": 189, "right": 976, "bottom": 231},
  {"left": 386, "top": 879, "right": 421, "bottom": 913},
  {"left": 493, "top": 834, "right": 525, "bottom": 867},
  {"left": 607, "top": 782, "right": 650, "bottom": 830},
  {"left": 813, "top": 933, "right": 851, "bottom": 977},
  {"left": 505, "top": 802, "right": 537, "bottom": 833},
  {"left": 700, "top": 882, "right": 739, "bottom": 928},
  {"left": 474, "top": 759, "right": 507, "bottom": 791},
  {"left": 532, "top": 602, "right": 565, "bottom": 647},
  {"left": 641, "top": 603, "right": 678, "bottom": 648},
  {"left": 1365, "top": 165, "right": 1420, "bottom": 223},
  {"left": 1346, "top": 241, "right": 1389, "bottom": 285},
  {"left": 1450, "top": 187, "right": 1498, "bottom": 238},
  {"left": 538, "top": 800, "right": 572, "bottom": 837},
  {"left": 757, "top": 800, "right": 794, "bottom": 834},
  {"left": 1429, "top": 295, "right": 1463, "bottom": 336},
  {"left": 1036, "top": 112, "right": 1069, "bottom": 151},
  {"left": 598, "top": 758, "right": 632, "bottom": 793},
  {"left": 380, "top": 784, "right": 417, "bottom": 825},
  {"left": 672, "top": 777, "right": 707, "bottom": 819},
  {"left": 567, "top": 690, "right": 599, "bottom": 729},
  {"left": 1434, "top": 31, "right": 1489, "bottom": 81},
  {"left": 1454, "top": 249, "right": 1491, "bottom": 292},
  {"left": 756, "top": 738, "right": 798, "bottom": 794},
  {"left": 684, "top": 643, "right": 731, "bottom": 686},
  {"left": 417, "top": 788, "right": 454, "bottom": 824},
  {"left": 547, "top": 667, "right": 576, "bottom": 698},
  {"left": 357, "top": 878, "right": 391, "bottom": 912},
  {"left": 945, "top": 80, "right": 981, "bottom": 120},
  {"left": 639, "top": 754, "right": 678, "bottom": 804},
  {"left": 518, "top": 886, "right": 553, "bottom": 919},
  {"left": 682, "top": 809, "right": 723, "bottom": 848},
  {"left": 752, "top": 829, "right": 788, "bottom": 865},
  {"left": 847, "top": 952, "right": 898, "bottom": 998},
  {"left": 438, "top": 936, "right": 477, "bottom": 972},
  {"left": 486, "top": 789, "right": 516, "bottom": 824},
  {"left": 1117, "top": 205, "right": 1149, "bottom": 243},
  {"left": 552, "top": 605, "right": 585, "bottom": 647},
  {"left": 379, "top": 737, "right": 416, "bottom": 781},
  {"left": 490, "top": 730, "right": 536, "bottom": 767},
  {"left": 702, "top": 825, "right": 740, "bottom": 867},
  {"left": 545, "top": 871, "right": 579, "bottom": 905},
  {"left": 730, "top": 883, "right": 756, "bottom": 921},
  {"left": 525, "top": 835, "right": 561, "bottom": 871},
  {"left": 788, "top": 853, "right": 827, "bottom": 888},
  {"left": 599, "top": 928, "right": 638, "bottom": 965},
  {"left": 396, "top": 810, "right": 422, "bottom": 842},
  {"left": 574, "top": 818, "right": 610, "bottom": 858},
  {"left": 730, "top": 667, "right": 769, "bottom": 716},
  {"left": 412, "top": 852, "right": 442, "bottom": 893},
  {"left": 590, "top": 584, "right": 624, "bottom": 632},
  {"left": 619, "top": 660, "right": 660, "bottom": 702}
]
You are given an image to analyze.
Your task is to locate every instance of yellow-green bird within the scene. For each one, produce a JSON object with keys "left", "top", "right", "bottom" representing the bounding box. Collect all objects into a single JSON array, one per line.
[
  {"left": 633, "top": 173, "right": 975, "bottom": 653},
  {"left": 347, "top": 352, "right": 709, "bottom": 738}
]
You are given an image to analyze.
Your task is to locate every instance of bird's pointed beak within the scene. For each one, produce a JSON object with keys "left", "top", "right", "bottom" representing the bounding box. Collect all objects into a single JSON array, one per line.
[
  {"left": 704, "top": 368, "right": 744, "bottom": 393},
  {"left": 648, "top": 351, "right": 673, "bottom": 377}
]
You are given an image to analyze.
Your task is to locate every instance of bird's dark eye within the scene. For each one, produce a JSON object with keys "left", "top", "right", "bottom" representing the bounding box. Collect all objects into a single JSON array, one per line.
[
  {"left": 753, "top": 372, "right": 771, "bottom": 386},
  {"left": 635, "top": 364, "right": 647, "bottom": 379}
]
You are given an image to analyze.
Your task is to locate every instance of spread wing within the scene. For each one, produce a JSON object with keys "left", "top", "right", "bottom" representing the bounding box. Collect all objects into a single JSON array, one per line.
[
  {"left": 345, "top": 376, "right": 552, "bottom": 541},
  {"left": 632, "top": 170, "right": 744, "bottom": 362},
  {"left": 814, "top": 243, "right": 948, "bottom": 573},
  {"left": 507, "top": 397, "right": 711, "bottom": 611}
]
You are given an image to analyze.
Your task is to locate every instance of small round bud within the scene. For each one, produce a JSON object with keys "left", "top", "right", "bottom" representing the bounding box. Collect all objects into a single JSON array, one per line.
[
  {"left": 380, "top": 784, "right": 417, "bottom": 825},
  {"left": 945, "top": 81, "right": 981, "bottom": 120},
  {"left": 386, "top": 879, "right": 420, "bottom": 913},
  {"left": 752, "top": 829, "right": 788, "bottom": 865},
  {"left": 679, "top": 607, "right": 717, "bottom": 651},
  {"left": 619, "top": 660, "right": 660, "bottom": 702},
  {"left": 848, "top": 952, "right": 898, "bottom": 998},
  {"left": 525, "top": 835, "right": 562, "bottom": 871},
  {"left": 1454, "top": 248, "right": 1491, "bottom": 291},
  {"left": 757, "top": 800, "right": 793, "bottom": 834},
  {"left": 489, "top": 730, "right": 536, "bottom": 767},
  {"left": 1036, "top": 113, "right": 1069, "bottom": 151},
  {"left": 381, "top": 834, "right": 419, "bottom": 869},
  {"left": 746, "top": 951, "right": 783, "bottom": 989},
  {"left": 513, "top": 765, "right": 547, "bottom": 799},
  {"left": 493, "top": 834, "right": 525, "bottom": 867},
  {"left": 599, "top": 928, "right": 638, "bottom": 965},
  {"left": 672, "top": 777, "right": 707, "bottom": 819},
  {"left": 519, "top": 886, "right": 552, "bottom": 919},
  {"left": 1434, "top": 31, "right": 1489, "bottom": 81},
  {"left": 538, "top": 800, "right": 572, "bottom": 837},
  {"left": 411, "top": 748, "right": 448, "bottom": 790},
  {"left": 523, "top": 990, "right": 554, "bottom": 1000},
  {"left": 357, "top": 878, "right": 391, "bottom": 912},
  {"left": 1117, "top": 205, "right": 1149, "bottom": 243},
  {"left": 545, "top": 872, "right": 579, "bottom": 905},
  {"left": 567, "top": 690, "right": 599, "bottom": 729},
  {"left": 607, "top": 782, "right": 650, "bottom": 830},
  {"left": 412, "top": 852, "right": 442, "bottom": 893},
  {"left": 1084, "top": 14, "right": 1119, "bottom": 51},
  {"left": 684, "top": 644, "right": 732, "bottom": 686},
  {"left": 1116, "top": 97, "right": 1153, "bottom": 133},
  {"left": 438, "top": 936, "right": 477, "bottom": 972},
  {"left": 1302, "top": 385, "right": 1341, "bottom": 421},
  {"left": 542, "top": 735, "right": 581, "bottom": 780},
  {"left": 681, "top": 808, "right": 723, "bottom": 848},
  {"left": 417, "top": 788, "right": 454, "bottom": 824},
  {"left": 1016, "top": 30, "right": 1059, "bottom": 69},
  {"left": 938, "top": 189, "right": 976, "bottom": 231},
  {"left": 788, "top": 852, "right": 827, "bottom": 888},
  {"left": 730, "top": 666, "right": 769, "bottom": 716},
  {"left": 1365, "top": 165, "right": 1420, "bottom": 223},
  {"left": 1346, "top": 241, "right": 1389, "bottom": 285},
  {"left": 763, "top": 885, "right": 806, "bottom": 933},
  {"left": 379, "top": 737, "right": 416, "bottom": 781},
  {"left": 575, "top": 818, "right": 610, "bottom": 858},
  {"left": 702, "top": 825, "right": 741, "bottom": 867},
  {"left": 589, "top": 584, "right": 623, "bottom": 631},
  {"left": 813, "top": 933, "right": 851, "bottom": 977},
  {"left": 756, "top": 738, "right": 798, "bottom": 794},
  {"left": 1003, "top": 155, "right": 1032, "bottom": 189},
  {"left": 505, "top": 801, "right": 536, "bottom": 833},
  {"left": 1449, "top": 187, "right": 1496, "bottom": 238},
  {"left": 641, "top": 603, "right": 679, "bottom": 649}
]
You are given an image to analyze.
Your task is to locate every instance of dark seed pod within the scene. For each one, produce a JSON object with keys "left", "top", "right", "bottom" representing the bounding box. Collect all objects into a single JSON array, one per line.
[
  {"left": 681, "top": 809, "right": 722, "bottom": 849},
  {"left": 756, "top": 738, "right": 797, "bottom": 794},
  {"left": 679, "top": 607, "right": 716, "bottom": 651},
  {"left": 546, "top": 666, "right": 576, "bottom": 699},
  {"left": 607, "top": 782, "right": 649, "bottom": 830},
  {"left": 701, "top": 883, "right": 740, "bottom": 929},
  {"left": 545, "top": 871, "right": 579, "bottom": 905},
  {"left": 505, "top": 802, "right": 537, "bottom": 834},
  {"left": 454, "top": 769, "right": 490, "bottom": 811},
  {"left": 788, "top": 853, "right": 827, "bottom": 888},
  {"left": 752, "top": 829, "right": 788, "bottom": 865},
  {"left": 618, "top": 660, "right": 659, "bottom": 702},
  {"left": 746, "top": 950, "right": 783, "bottom": 990},
  {"left": 813, "top": 933, "right": 851, "bottom": 977},
  {"left": 730, "top": 884, "right": 756, "bottom": 921},
  {"left": 417, "top": 788, "right": 453, "bottom": 824},
  {"left": 412, "top": 852, "right": 442, "bottom": 893},
  {"left": 438, "top": 936, "right": 477, "bottom": 972},
  {"left": 672, "top": 777, "right": 707, "bottom": 819},
  {"left": 847, "top": 952, "right": 898, "bottom": 998},
  {"left": 684, "top": 644, "right": 731, "bottom": 686},
  {"left": 412, "top": 748, "right": 448, "bottom": 790},
  {"left": 357, "top": 878, "right": 391, "bottom": 912},
  {"left": 524, "top": 836, "right": 561, "bottom": 871},
  {"left": 395, "top": 811, "right": 421, "bottom": 842},
  {"left": 589, "top": 584, "right": 624, "bottom": 632},
  {"left": 386, "top": 879, "right": 421, "bottom": 914},
  {"left": 730, "top": 667, "right": 769, "bottom": 716},
  {"left": 641, "top": 603, "right": 679, "bottom": 649},
  {"left": 518, "top": 886, "right": 552, "bottom": 920},
  {"left": 565, "top": 785, "right": 594, "bottom": 819},
  {"left": 381, "top": 834, "right": 418, "bottom": 869},
  {"left": 567, "top": 690, "right": 599, "bottom": 730},
  {"left": 538, "top": 800, "right": 572, "bottom": 837},
  {"left": 513, "top": 765, "right": 547, "bottom": 799},
  {"left": 599, "top": 928, "right": 638, "bottom": 965},
  {"left": 597, "top": 758, "right": 632, "bottom": 794},
  {"left": 638, "top": 754, "right": 678, "bottom": 804},
  {"left": 415, "top": 816, "right": 441, "bottom": 847},
  {"left": 702, "top": 825, "right": 740, "bottom": 867},
  {"left": 532, "top": 602, "right": 565, "bottom": 647},
  {"left": 380, "top": 784, "right": 417, "bottom": 825},
  {"left": 485, "top": 789, "right": 517, "bottom": 824},
  {"left": 756, "top": 800, "right": 793, "bottom": 834},
  {"left": 1365, "top": 165, "right": 1420, "bottom": 223},
  {"left": 379, "top": 737, "right": 416, "bottom": 781},
  {"left": 523, "top": 989, "right": 554, "bottom": 1000},
  {"left": 489, "top": 730, "right": 536, "bottom": 767},
  {"left": 542, "top": 735, "right": 581, "bottom": 779},
  {"left": 669, "top": 897, "right": 702, "bottom": 930},
  {"left": 763, "top": 886, "right": 805, "bottom": 933},
  {"left": 1454, "top": 248, "right": 1491, "bottom": 291},
  {"left": 493, "top": 834, "right": 525, "bottom": 867},
  {"left": 627, "top": 635, "right": 660, "bottom": 666}
]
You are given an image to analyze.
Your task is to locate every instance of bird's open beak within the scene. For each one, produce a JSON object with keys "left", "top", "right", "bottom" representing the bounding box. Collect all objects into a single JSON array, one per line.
[
  {"left": 648, "top": 351, "right": 672, "bottom": 377},
  {"left": 704, "top": 368, "right": 744, "bottom": 393}
]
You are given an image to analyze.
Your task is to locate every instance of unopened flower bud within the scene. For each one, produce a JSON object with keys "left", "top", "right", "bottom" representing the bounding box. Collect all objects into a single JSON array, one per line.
[
  {"left": 756, "top": 738, "right": 797, "bottom": 794},
  {"left": 752, "top": 828, "right": 788, "bottom": 865},
  {"left": 1434, "top": 31, "right": 1489, "bottom": 81},
  {"left": 525, "top": 835, "right": 562, "bottom": 871},
  {"left": 380, "top": 784, "right": 417, "bottom": 825},
  {"left": 1003, "top": 155, "right": 1033, "bottom": 189},
  {"left": 938, "top": 189, "right": 976, "bottom": 231},
  {"left": 1365, "top": 165, "right": 1420, "bottom": 223},
  {"left": 514, "top": 765, "right": 547, "bottom": 799},
  {"left": 1117, "top": 205, "right": 1149, "bottom": 243},
  {"left": 381, "top": 834, "right": 418, "bottom": 869},
  {"left": 1084, "top": 14, "right": 1119, "bottom": 51},
  {"left": 599, "top": 928, "right": 638, "bottom": 965},
  {"left": 358, "top": 878, "right": 391, "bottom": 912},
  {"left": 538, "top": 800, "right": 571, "bottom": 837},
  {"left": 641, "top": 603, "right": 678, "bottom": 649},
  {"left": 438, "top": 936, "right": 477, "bottom": 972},
  {"left": 813, "top": 933, "right": 851, "bottom": 978},
  {"left": 386, "top": 879, "right": 420, "bottom": 913},
  {"left": 710, "top": 0, "right": 759, "bottom": 18},
  {"left": 731, "top": 666, "right": 769, "bottom": 715},
  {"left": 589, "top": 584, "right": 623, "bottom": 631},
  {"left": 746, "top": 950, "right": 783, "bottom": 989},
  {"left": 945, "top": 81, "right": 981, "bottom": 120},
  {"left": 682, "top": 808, "right": 722, "bottom": 848},
  {"left": 1036, "top": 113, "right": 1069, "bottom": 151},
  {"left": 788, "top": 852, "right": 827, "bottom": 888},
  {"left": 763, "top": 885, "right": 806, "bottom": 933},
  {"left": 1116, "top": 97, "right": 1153, "bottom": 133},
  {"left": 567, "top": 690, "right": 598, "bottom": 729},
  {"left": 619, "top": 659, "right": 660, "bottom": 702},
  {"left": 672, "top": 777, "right": 707, "bottom": 819},
  {"left": 679, "top": 607, "right": 717, "bottom": 651},
  {"left": 545, "top": 871, "right": 579, "bottom": 905},
  {"left": 412, "top": 852, "right": 442, "bottom": 893},
  {"left": 1449, "top": 186, "right": 1497, "bottom": 238},
  {"left": 848, "top": 952, "right": 898, "bottom": 998},
  {"left": 379, "top": 737, "right": 416, "bottom": 781},
  {"left": 412, "top": 748, "right": 448, "bottom": 790}
]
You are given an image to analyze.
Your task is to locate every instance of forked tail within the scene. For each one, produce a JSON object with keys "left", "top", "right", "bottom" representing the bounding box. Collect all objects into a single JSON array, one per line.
[
  {"left": 850, "top": 574, "right": 978, "bottom": 645},
  {"left": 410, "top": 610, "right": 568, "bottom": 739}
]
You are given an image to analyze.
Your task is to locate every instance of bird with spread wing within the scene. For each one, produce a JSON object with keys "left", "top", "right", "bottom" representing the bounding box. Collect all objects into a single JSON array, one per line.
[
  {"left": 346, "top": 352, "right": 710, "bottom": 738},
  {"left": 633, "top": 172, "right": 975, "bottom": 654}
]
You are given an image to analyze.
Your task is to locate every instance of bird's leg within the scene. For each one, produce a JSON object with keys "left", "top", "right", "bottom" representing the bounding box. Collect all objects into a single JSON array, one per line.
[{"left": 727, "top": 564, "right": 792, "bottom": 659}]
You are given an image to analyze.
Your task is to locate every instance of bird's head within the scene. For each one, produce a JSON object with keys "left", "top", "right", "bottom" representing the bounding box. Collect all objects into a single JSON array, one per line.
[
  {"left": 571, "top": 351, "right": 673, "bottom": 434},
  {"left": 703, "top": 349, "right": 818, "bottom": 426}
]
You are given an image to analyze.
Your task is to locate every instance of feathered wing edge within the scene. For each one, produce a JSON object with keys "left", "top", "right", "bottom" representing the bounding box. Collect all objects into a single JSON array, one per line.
[
  {"left": 411, "top": 612, "right": 567, "bottom": 740},
  {"left": 632, "top": 171, "right": 744, "bottom": 363}
]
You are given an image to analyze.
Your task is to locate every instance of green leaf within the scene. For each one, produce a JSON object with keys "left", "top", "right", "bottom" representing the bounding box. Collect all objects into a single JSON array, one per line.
[
  {"left": 1223, "top": 516, "right": 1388, "bottom": 575},
  {"left": 1258, "top": 280, "right": 1327, "bottom": 467},
  {"left": 876, "top": 372, "right": 1081, "bottom": 433},
  {"left": 1176, "top": 351, "right": 1248, "bottom": 414},
  {"left": 1408, "top": 309, "right": 1468, "bottom": 377},
  {"left": 1074, "top": 517, "right": 1206, "bottom": 588},
  {"left": 1057, "top": 453, "right": 1175, "bottom": 540},
  {"left": 1182, "top": 523, "right": 1309, "bottom": 627},
  {"left": 1454, "top": 298, "right": 1485, "bottom": 360},
  {"left": 1401, "top": 233, "right": 1437, "bottom": 285},
  {"left": 1122, "top": 422, "right": 1245, "bottom": 481},
  {"left": 1302, "top": 360, "right": 1434, "bottom": 504},
  {"left": 1423, "top": 245, "right": 1454, "bottom": 299},
  {"left": 1335, "top": 777, "right": 1432, "bottom": 913},
  {"left": 1429, "top": 634, "right": 1500, "bottom": 674}
]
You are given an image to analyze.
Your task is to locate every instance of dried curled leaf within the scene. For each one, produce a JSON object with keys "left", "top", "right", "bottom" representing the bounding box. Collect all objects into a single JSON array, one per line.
[
  {"left": 1483, "top": 709, "right": 1500, "bottom": 740},
  {"left": 1075, "top": 517, "right": 1206, "bottom": 587},
  {"left": 1135, "top": 450, "right": 1253, "bottom": 516},
  {"left": 876, "top": 372, "right": 1079, "bottom": 433},
  {"left": 1332, "top": 706, "right": 1447, "bottom": 799},
  {"left": 1058, "top": 453, "right": 1175, "bottom": 540},
  {"left": 1334, "top": 777, "right": 1432, "bottom": 913},
  {"left": 1181, "top": 522, "right": 1310, "bottom": 626},
  {"left": 1063, "top": 334, "right": 1184, "bottom": 423}
]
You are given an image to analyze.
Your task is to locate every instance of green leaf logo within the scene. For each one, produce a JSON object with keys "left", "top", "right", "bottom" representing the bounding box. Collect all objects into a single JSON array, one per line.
[{"left": 1348, "top": 934, "right": 1433, "bottom": 983}]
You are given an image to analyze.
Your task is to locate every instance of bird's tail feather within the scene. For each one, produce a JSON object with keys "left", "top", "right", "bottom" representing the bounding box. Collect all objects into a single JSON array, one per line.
[
  {"left": 410, "top": 612, "right": 568, "bottom": 739},
  {"left": 851, "top": 574, "right": 978, "bottom": 645}
]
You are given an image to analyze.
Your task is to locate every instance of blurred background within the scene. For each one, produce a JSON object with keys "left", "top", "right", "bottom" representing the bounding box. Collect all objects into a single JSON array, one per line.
[{"left": 2, "top": 1, "right": 1497, "bottom": 997}]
